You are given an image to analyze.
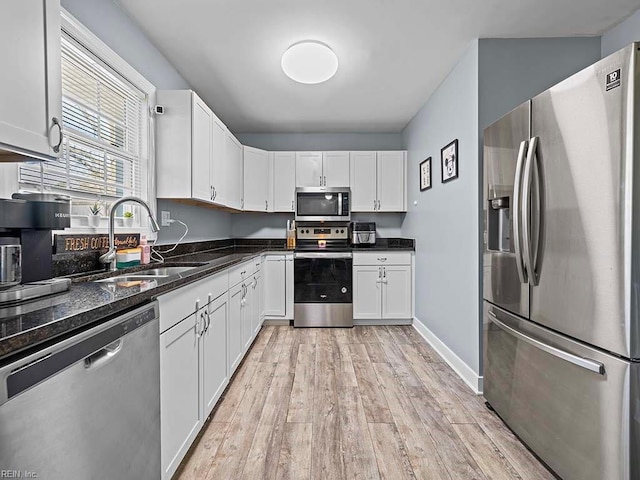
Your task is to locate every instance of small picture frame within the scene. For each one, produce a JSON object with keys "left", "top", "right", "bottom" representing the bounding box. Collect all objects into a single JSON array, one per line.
[
  {"left": 441, "top": 139, "right": 459, "bottom": 183},
  {"left": 420, "top": 157, "right": 432, "bottom": 191}
]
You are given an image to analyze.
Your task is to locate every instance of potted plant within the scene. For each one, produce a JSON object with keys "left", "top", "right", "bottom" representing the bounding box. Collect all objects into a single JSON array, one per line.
[
  {"left": 123, "top": 210, "right": 134, "bottom": 228},
  {"left": 88, "top": 202, "right": 101, "bottom": 227}
]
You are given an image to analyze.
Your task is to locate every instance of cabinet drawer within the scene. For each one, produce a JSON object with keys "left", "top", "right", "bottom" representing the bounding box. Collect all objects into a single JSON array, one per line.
[
  {"left": 158, "top": 275, "right": 221, "bottom": 333},
  {"left": 229, "top": 260, "right": 254, "bottom": 287},
  {"left": 353, "top": 251, "right": 412, "bottom": 266}
]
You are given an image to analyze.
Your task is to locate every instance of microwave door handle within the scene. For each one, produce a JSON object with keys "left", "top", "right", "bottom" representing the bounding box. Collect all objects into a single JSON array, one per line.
[
  {"left": 338, "top": 193, "right": 342, "bottom": 216},
  {"left": 512, "top": 140, "right": 528, "bottom": 284}
]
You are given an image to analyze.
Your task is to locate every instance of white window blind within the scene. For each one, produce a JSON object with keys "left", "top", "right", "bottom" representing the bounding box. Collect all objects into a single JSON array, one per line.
[{"left": 20, "top": 33, "right": 146, "bottom": 200}]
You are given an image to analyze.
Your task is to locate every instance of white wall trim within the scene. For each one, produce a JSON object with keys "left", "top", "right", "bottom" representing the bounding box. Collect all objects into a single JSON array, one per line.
[
  {"left": 354, "top": 319, "right": 412, "bottom": 326},
  {"left": 412, "top": 316, "right": 483, "bottom": 394}
]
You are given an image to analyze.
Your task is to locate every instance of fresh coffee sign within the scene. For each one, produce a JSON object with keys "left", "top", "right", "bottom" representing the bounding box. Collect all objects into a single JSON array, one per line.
[{"left": 55, "top": 234, "right": 140, "bottom": 253}]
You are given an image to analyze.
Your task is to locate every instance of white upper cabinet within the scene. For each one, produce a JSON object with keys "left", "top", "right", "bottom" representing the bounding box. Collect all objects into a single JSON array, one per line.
[
  {"left": 350, "top": 151, "right": 407, "bottom": 212},
  {"left": 350, "top": 151, "right": 377, "bottom": 211},
  {"left": 272, "top": 152, "right": 296, "bottom": 212},
  {"left": 0, "top": 0, "right": 62, "bottom": 161},
  {"left": 377, "top": 151, "right": 406, "bottom": 212},
  {"left": 210, "top": 115, "right": 226, "bottom": 204},
  {"left": 243, "top": 146, "right": 271, "bottom": 212},
  {"left": 322, "top": 151, "right": 350, "bottom": 186},
  {"left": 295, "top": 151, "right": 323, "bottom": 187},
  {"left": 295, "top": 151, "right": 350, "bottom": 187},
  {"left": 225, "top": 131, "right": 243, "bottom": 210},
  {"left": 191, "top": 95, "right": 213, "bottom": 202}
]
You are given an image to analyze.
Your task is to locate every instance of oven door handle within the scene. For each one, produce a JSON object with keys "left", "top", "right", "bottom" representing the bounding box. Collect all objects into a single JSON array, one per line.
[{"left": 294, "top": 252, "right": 353, "bottom": 259}]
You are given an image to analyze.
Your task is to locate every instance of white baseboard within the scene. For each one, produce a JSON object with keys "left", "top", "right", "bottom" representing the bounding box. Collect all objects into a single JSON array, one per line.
[
  {"left": 412, "top": 316, "right": 483, "bottom": 394},
  {"left": 354, "top": 319, "right": 412, "bottom": 326},
  {"left": 262, "top": 319, "right": 291, "bottom": 326}
]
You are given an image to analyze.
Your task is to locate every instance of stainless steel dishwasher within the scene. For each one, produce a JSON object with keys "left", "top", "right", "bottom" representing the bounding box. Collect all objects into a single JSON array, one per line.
[{"left": 0, "top": 302, "right": 160, "bottom": 479}]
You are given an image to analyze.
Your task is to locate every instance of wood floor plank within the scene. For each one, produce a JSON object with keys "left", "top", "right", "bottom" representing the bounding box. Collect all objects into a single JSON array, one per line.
[
  {"left": 351, "top": 358, "right": 394, "bottom": 423},
  {"left": 276, "top": 423, "right": 313, "bottom": 480},
  {"left": 311, "top": 360, "right": 345, "bottom": 480},
  {"left": 241, "top": 361, "right": 295, "bottom": 479},
  {"left": 210, "top": 354, "right": 261, "bottom": 423},
  {"left": 348, "top": 343, "right": 371, "bottom": 363},
  {"left": 401, "top": 345, "right": 474, "bottom": 424},
  {"left": 205, "top": 362, "right": 277, "bottom": 480},
  {"left": 453, "top": 423, "right": 523, "bottom": 480},
  {"left": 260, "top": 326, "right": 285, "bottom": 363},
  {"left": 364, "top": 341, "right": 388, "bottom": 363},
  {"left": 372, "top": 362, "right": 452, "bottom": 480},
  {"left": 385, "top": 325, "right": 414, "bottom": 345},
  {"left": 287, "top": 343, "right": 316, "bottom": 423},
  {"left": 338, "top": 386, "right": 380, "bottom": 480},
  {"left": 296, "top": 328, "right": 317, "bottom": 344},
  {"left": 353, "top": 325, "right": 378, "bottom": 343},
  {"left": 407, "top": 386, "right": 487, "bottom": 480},
  {"left": 368, "top": 423, "right": 416, "bottom": 480},
  {"left": 178, "top": 422, "right": 229, "bottom": 480}
]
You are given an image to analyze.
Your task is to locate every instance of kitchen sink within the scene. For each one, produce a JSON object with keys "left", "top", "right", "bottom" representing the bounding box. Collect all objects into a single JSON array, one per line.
[{"left": 95, "top": 265, "right": 202, "bottom": 283}]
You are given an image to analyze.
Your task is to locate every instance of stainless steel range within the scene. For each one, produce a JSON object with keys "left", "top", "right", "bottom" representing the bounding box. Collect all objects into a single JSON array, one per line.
[{"left": 293, "top": 223, "right": 353, "bottom": 327}]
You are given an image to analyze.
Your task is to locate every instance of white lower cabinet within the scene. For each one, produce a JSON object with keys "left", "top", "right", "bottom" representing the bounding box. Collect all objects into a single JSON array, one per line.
[
  {"left": 263, "top": 253, "right": 294, "bottom": 320},
  {"left": 228, "top": 282, "right": 244, "bottom": 374},
  {"left": 353, "top": 252, "right": 413, "bottom": 320},
  {"left": 251, "top": 271, "right": 262, "bottom": 336},
  {"left": 202, "top": 293, "right": 229, "bottom": 416}
]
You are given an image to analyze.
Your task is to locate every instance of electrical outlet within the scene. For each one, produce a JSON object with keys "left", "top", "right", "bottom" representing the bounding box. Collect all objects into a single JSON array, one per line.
[{"left": 161, "top": 210, "right": 171, "bottom": 227}]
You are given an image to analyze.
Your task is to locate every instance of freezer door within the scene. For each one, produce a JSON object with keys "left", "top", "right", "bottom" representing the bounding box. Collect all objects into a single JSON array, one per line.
[
  {"left": 483, "top": 302, "right": 636, "bottom": 480},
  {"left": 529, "top": 44, "right": 639, "bottom": 358},
  {"left": 483, "top": 101, "right": 530, "bottom": 317}
]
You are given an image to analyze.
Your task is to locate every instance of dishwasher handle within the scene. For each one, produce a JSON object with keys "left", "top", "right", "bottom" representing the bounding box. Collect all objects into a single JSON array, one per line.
[{"left": 84, "top": 339, "right": 123, "bottom": 370}]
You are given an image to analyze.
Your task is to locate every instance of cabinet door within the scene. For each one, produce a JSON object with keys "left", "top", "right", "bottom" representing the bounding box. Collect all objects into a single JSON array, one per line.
[
  {"left": 377, "top": 151, "right": 406, "bottom": 212},
  {"left": 202, "top": 294, "right": 228, "bottom": 417},
  {"left": 353, "top": 266, "right": 382, "bottom": 319},
  {"left": 323, "top": 151, "right": 350, "bottom": 187},
  {"left": 350, "top": 152, "right": 377, "bottom": 212},
  {"left": 251, "top": 273, "right": 262, "bottom": 336},
  {"left": 191, "top": 94, "right": 213, "bottom": 202},
  {"left": 263, "top": 255, "right": 286, "bottom": 316},
  {"left": 273, "top": 152, "right": 296, "bottom": 212},
  {"left": 285, "top": 255, "right": 294, "bottom": 319},
  {"left": 160, "top": 314, "right": 201, "bottom": 479},
  {"left": 228, "top": 283, "right": 244, "bottom": 375},
  {"left": 295, "top": 152, "right": 323, "bottom": 187},
  {"left": 242, "top": 282, "right": 253, "bottom": 350},
  {"left": 243, "top": 146, "right": 270, "bottom": 211},
  {"left": 0, "top": 0, "right": 61, "bottom": 160},
  {"left": 225, "top": 131, "right": 244, "bottom": 210},
  {"left": 210, "top": 115, "right": 226, "bottom": 205},
  {"left": 382, "top": 265, "right": 412, "bottom": 318}
]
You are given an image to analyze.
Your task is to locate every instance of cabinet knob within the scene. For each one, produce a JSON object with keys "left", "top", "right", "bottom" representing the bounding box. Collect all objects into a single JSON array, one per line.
[{"left": 291, "top": 200, "right": 294, "bottom": 211}]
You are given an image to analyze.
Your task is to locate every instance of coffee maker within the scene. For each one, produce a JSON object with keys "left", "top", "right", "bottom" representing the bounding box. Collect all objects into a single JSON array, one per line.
[{"left": 0, "top": 193, "right": 71, "bottom": 299}]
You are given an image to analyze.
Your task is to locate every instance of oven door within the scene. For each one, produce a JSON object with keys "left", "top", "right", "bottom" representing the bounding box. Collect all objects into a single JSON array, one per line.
[
  {"left": 294, "top": 252, "right": 353, "bottom": 327},
  {"left": 295, "top": 187, "right": 350, "bottom": 222}
]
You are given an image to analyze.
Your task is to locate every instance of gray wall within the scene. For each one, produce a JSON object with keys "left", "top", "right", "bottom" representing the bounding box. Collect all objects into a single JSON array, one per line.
[
  {"left": 236, "top": 133, "right": 403, "bottom": 151},
  {"left": 156, "top": 199, "right": 231, "bottom": 244},
  {"left": 601, "top": 8, "right": 640, "bottom": 57},
  {"left": 401, "top": 40, "right": 481, "bottom": 374},
  {"left": 478, "top": 38, "right": 602, "bottom": 135}
]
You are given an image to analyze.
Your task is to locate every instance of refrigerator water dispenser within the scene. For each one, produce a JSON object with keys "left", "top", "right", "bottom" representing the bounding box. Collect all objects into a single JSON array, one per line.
[{"left": 487, "top": 196, "right": 510, "bottom": 252}]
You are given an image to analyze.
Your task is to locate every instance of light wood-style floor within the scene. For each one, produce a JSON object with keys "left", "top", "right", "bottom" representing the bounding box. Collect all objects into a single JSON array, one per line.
[{"left": 175, "top": 325, "right": 554, "bottom": 480}]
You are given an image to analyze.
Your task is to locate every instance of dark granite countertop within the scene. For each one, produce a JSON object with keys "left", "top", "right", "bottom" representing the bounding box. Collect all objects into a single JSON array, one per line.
[{"left": 0, "top": 237, "right": 415, "bottom": 364}]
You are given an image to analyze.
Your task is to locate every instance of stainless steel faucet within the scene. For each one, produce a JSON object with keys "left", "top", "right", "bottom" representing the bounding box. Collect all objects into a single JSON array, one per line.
[{"left": 99, "top": 196, "right": 160, "bottom": 271}]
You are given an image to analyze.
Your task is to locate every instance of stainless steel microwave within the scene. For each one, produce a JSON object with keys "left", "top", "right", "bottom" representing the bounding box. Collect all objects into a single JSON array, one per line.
[{"left": 295, "top": 187, "right": 351, "bottom": 222}]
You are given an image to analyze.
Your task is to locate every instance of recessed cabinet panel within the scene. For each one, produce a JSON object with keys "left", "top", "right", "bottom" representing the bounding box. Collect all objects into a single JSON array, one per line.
[
  {"left": 381, "top": 266, "right": 412, "bottom": 318},
  {"left": 323, "top": 151, "right": 350, "bottom": 186},
  {"left": 350, "top": 151, "right": 377, "bottom": 212},
  {"left": 202, "top": 294, "right": 228, "bottom": 417},
  {"left": 353, "top": 266, "right": 383, "bottom": 319},
  {"left": 264, "top": 255, "right": 286, "bottom": 316},
  {"left": 210, "top": 116, "right": 226, "bottom": 205},
  {"left": 377, "top": 151, "right": 406, "bottom": 212},
  {"left": 228, "top": 283, "right": 244, "bottom": 375},
  {"left": 243, "top": 146, "right": 270, "bottom": 211},
  {"left": 225, "top": 132, "right": 243, "bottom": 210},
  {"left": 273, "top": 152, "right": 296, "bottom": 212},
  {"left": 295, "top": 152, "right": 323, "bottom": 187},
  {"left": 191, "top": 96, "right": 212, "bottom": 202}
]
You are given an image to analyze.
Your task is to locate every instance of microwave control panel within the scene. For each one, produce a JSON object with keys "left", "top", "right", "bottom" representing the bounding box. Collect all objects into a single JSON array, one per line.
[{"left": 297, "top": 226, "right": 348, "bottom": 240}]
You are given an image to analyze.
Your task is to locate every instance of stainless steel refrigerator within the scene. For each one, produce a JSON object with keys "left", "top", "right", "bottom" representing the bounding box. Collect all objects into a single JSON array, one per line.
[{"left": 483, "top": 43, "right": 640, "bottom": 480}]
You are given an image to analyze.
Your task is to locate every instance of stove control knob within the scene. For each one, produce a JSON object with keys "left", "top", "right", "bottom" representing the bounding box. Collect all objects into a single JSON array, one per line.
[
  {"left": 340, "top": 229, "right": 344, "bottom": 233},
  {"left": 335, "top": 229, "right": 339, "bottom": 233},
  {"left": 341, "top": 287, "right": 347, "bottom": 294},
  {"left": 305, "top": 229, "right": 309, "bottom": 233}
]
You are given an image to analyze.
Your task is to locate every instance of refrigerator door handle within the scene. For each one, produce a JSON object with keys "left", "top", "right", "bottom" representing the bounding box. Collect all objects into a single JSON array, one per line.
[
  {"left": 488, "top": 310, "right": 605, "bottom": 375},
  {"left": 522, "top": 136, "right": 540, "bottom": 286},
  {"left": 512, "top": 139, "right": 528, "bottom": 284}
]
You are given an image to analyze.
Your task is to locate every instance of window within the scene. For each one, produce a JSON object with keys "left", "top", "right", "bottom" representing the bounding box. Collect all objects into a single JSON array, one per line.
[{"left": 18, "top": 11, "right": 156, "bottom": 228}]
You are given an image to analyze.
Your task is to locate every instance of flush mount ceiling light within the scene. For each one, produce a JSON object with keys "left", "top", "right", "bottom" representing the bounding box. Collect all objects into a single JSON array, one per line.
[{"left": 281, "top": 41, "right": 338, "bottom": 84}]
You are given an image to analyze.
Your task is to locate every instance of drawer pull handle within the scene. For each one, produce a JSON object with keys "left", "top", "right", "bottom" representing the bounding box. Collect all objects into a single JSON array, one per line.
[{"left": 488, "top": 311, "right": 605, "bottom": 375}]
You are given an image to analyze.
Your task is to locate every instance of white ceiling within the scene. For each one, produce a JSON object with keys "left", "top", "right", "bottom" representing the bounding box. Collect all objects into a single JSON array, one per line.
[{"left": 116, "top": 0, "right": 639, "bottom": 133}]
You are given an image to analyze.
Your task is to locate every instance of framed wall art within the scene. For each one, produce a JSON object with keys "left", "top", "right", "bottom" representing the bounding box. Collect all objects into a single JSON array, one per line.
[
  {"left": 420, "top": 157, "right": 432, "bottom": 191},
  {"left": 441, "top": 139, "right": 459, "bottom": 183}
]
